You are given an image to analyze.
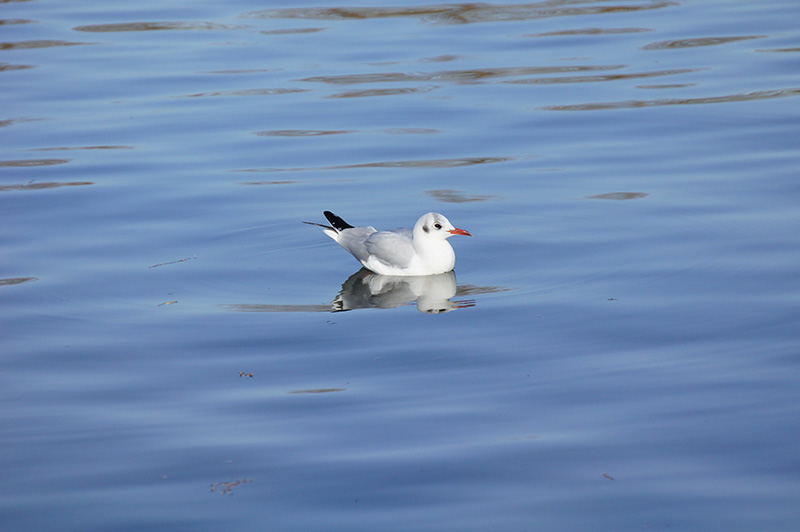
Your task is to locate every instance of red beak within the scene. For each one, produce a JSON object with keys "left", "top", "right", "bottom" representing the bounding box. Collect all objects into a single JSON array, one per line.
[{"left": 448, "top": 228, "right": 472, "bottom": 237}]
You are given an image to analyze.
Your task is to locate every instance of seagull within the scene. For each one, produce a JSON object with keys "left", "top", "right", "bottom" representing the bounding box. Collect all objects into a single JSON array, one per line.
[{"left": 305, "top": 211, "right": 472, "bottom": 276}]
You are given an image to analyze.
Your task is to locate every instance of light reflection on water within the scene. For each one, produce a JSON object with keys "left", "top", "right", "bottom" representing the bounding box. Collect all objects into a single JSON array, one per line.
[
  {"left": 223, "top": 268, "right": 501, "bottom": 313},
  {"left": 2, "top": 0, "right": 800, "bottom": 530}
]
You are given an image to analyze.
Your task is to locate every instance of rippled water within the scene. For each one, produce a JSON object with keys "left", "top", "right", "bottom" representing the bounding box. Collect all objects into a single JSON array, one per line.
[{"left": 3, "top": 1, "right": 800, "bottom": 530}]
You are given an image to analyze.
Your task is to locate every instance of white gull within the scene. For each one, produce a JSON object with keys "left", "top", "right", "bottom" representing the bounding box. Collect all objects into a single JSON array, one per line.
[{"left": 305, "top": 211, "right": 472, "bottom": 276}]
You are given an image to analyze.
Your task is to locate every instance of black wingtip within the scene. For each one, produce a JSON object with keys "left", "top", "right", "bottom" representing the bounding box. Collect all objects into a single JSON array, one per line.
[{"left": 323, "top": 211, "right": 354, "bottom": 231}]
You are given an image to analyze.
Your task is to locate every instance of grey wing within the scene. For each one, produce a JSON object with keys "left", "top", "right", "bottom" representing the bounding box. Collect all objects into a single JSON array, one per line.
[
  {"left": 335, "top": 226, "right": 376, "bottom": 263},
  {"left": 364, "top": 229, "right": 415, "bottom": 268}
]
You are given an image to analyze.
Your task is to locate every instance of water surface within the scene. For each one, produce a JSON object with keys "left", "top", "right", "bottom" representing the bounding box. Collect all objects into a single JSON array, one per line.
[{"left": 2, "top": 1, "right": 799, "bottom": 530}]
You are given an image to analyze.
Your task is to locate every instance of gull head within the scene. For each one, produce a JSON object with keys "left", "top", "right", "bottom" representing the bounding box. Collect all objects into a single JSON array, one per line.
[{"left": 415, "top": 212, "right": 472, "bottom": 240}]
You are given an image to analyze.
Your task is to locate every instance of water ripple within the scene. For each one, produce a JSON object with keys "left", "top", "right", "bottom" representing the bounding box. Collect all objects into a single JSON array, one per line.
[
  {"left": 541, "top": 87, "right": 800, "bottom": 111},
  {"left": 250, "top": 128, "right": 441, "bottom": 139},
  {"left": 73, "top": 21, "right": 245, "bottom": 32},
  {"left": 756, "top": 47, "right": 800, "bottom": 53},
  {"left": 426, "top": 189, "right": 499, "bottom": 203},
  {"left": 0, "top": 19, "right": 34, "bottom": 26},
  {"left": 0, "top": 277, "right": 38, "bottom": 287},
  {"left": 0, "top": 158, "right": 70, "bottom": 167},
  {"left": 0, "top": 40, "right": 91, "bottom": 50},
  {"left": 301, "top": 65, "right": 625, "bottom": 85},
  {"left": 528, "top": 27, "right": 651, "bottom": 37},
  {"left": 328, "top": 86, "right": 436, "bottom": 98},
  {"left": 506, "top": 68, "right": 696, "bottom": 85},
  {"left": 182, "top": 88, "right": 308, "bottom": 98},
  {"left": 587, "top": 192, "right": 649, "bottom": 200},
  {"left": 254, "top": 129, "right": 354, "bottom": 137},
  {"left": 236, "top": 156, "right": 511, "bottom": 172},
  {"left": 637, "top": 83, "right": 694, "bottom": 89},
  {"left": 0, "top": 181, "right": 93, "bottom": 192},
  {"left": 260, "top": 27, "right": 325, "bottom": 35},
  {"left": 380, "top": 128, "right": 440, "bottom": 134},
  {"left": 243, "top": 1, "right": 677, "bottom": 25},
  {"left": 0, "top": 117, "right": 41, "bottom": 128},
  {"left": 642, "top": 35, "right": 765, "bottom": 50},
  {"left": 0, "top": 63, "right": 33, "bottom": 72},
  {"left": 32, "top": 145, "right": 134, "bottom": 151}
]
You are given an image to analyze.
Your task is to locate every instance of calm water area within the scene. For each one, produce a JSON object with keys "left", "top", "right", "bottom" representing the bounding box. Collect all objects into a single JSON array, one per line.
[{"left": 3, "top": 0, "right": 800, "bottom": 530}]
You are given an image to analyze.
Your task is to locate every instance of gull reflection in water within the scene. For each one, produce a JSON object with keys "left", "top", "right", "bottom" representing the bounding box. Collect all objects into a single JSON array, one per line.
[
  {"left": 334, "top": 268, "right": 474, "bottom": 313},
  {"left": 221, "top": 268, "right": 476, "bottom": 314}
]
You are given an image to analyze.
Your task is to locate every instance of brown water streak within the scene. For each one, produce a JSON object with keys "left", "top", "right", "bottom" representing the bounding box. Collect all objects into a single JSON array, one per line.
[
  {"left": 236, "top": 156, "right": 511, "bottom": 172},
  {"left": 301, "top": 65, "right": 625, "bottom": 85},
  {"left": 426, "top": 189, "right": 499, "bottom": 203},
  {"left": 642, "top": 35, "right": 765, "bottom": 50},
  {"left": 541, "top": 87, "right": 800, "bottom": 111},
  {"left": 243, "top": 2, "right": 677, "bottom": 25},
  {"left": 0, "top": 40, "right": 91, "bottom": 50},
  {"left": 0, "top": 181, "right": 92, "bottom": 192},
  {"left": 73, "top": 21, "right": 243, "bottom": 32},
  {"left": 0, "top": 158, "right": 69, "bottom": 167}
]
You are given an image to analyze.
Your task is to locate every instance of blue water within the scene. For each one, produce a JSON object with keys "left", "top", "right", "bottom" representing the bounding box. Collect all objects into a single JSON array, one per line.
[{"left": 2, "top": 1, "right": 800, "bottom": 530}]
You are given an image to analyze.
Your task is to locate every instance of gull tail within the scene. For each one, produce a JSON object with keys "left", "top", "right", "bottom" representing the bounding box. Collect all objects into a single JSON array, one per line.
[{"left": 323, "top": 211, "right": 354, "bottom": 232}]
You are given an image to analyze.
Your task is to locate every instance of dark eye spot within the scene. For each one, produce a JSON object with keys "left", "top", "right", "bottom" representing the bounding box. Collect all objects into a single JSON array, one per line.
[
  {"left": 434, "top": 223, "right": 442, "bottom": 230},
  {"left": 422, "top": 225, "right": 429, "bottom": 233}
]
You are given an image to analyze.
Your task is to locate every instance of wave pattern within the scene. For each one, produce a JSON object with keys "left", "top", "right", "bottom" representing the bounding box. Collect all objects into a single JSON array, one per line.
[{"left": 244, "top": 1, "right": 677, "bottom": 25}]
